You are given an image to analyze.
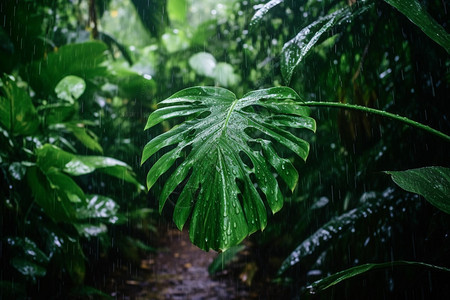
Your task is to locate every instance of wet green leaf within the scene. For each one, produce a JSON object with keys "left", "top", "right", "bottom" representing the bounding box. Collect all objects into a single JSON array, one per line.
[
  {"left": 309, "top": 261, "right": 450, "bottom": 293},
  {"left": 36, "top": 144, "right": 144, "bottom": 191},
  {"left": 278, "top": 192, "right": 391, "bottom": 275},
  {"left": 168, "top": 0, "right": 187, "bottom": 23},
  {"left": 384, "top": 0, "right": 450, "bottom": 53},
  {"left": 26, "top": 41, "right": 108, "bottom": 96},
  {"left": 6, "top": 237, "right": 50, "bottom": 265},
  {"left": 41, "top": 102, "right": 76, "bottom": 125},
  {"left": 191, "top": 20, "right": 218, "bottom": 46},
  {"left": 281, "top": 4, "right": 372, "bottom": 84},
  {"left": 213, "top": 63, "right": 240, "bottom": 87},
  {"left": 46, "top": 170, "right": 86, "bottom": 203},
  {"left": 142, "top": 86, "right": 315, "bottom": 251},
  {"left": 386, "top": 167, "right": 450, "bottom": 214},
  {"left": 131, "top": 0, "right": 169, "bottom": 38},
  {"left": 76, "top": 195, "right": 121, "bottom": 224},
  {"left": 0, "top": 76, "right": 39, "bottom": 135},
  {"left": 10, "top": 258, "right": 46, "bottom": 282},
  {"left": 74, "top": 223, "right": 108, "bottom": 238},
  {"left": 189, "top": 52, "right": 217, "bottom": 77},
  {"left": 249, "top": 0, "right": 284, "bottom": 29},
  {"left": 50, "top": 122, "right": 103, "bottom": 153},
  {"left": 8, "top": 162, "right": 26, "bottom": 180},
  {"left": 27, "top": 166, "right": 76, "bottom": 222},
  {"left": 107, "top": 63, "right": 156, "bottom": 99},
  {"left": 162, "top": 30, "right": 190, "bottom": 53},
  {"left": 54, "top": 75, "right": 86, "bottom": 103}
]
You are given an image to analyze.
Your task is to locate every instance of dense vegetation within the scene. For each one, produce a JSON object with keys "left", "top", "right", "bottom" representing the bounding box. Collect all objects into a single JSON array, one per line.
[{"left": 1, "top": 0, "right": 449, "bottom": 299}]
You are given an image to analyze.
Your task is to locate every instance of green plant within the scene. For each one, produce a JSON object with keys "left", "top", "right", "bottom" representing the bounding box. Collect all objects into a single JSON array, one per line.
[
  {"left": 141, "top": 86, "right": 315, "bottom": 251},
  {"left": 141, "top": 0, "right": 450, "bottom": 297}
]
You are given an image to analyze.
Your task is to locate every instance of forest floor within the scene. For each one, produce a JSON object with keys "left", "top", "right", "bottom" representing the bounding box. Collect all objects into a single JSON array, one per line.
[{"left": 102, "top": 225, "right": 267, "bottom": 299}]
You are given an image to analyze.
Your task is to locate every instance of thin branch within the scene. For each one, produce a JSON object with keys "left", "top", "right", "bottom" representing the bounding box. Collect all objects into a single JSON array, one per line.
[{"left": 300, "top": 101, "right": 450, "bottom": 142}]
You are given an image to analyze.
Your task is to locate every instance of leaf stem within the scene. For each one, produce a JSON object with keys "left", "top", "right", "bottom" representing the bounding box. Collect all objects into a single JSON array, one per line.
[{"left": 300, "top": 101, "right": 450, "bottom": 142}]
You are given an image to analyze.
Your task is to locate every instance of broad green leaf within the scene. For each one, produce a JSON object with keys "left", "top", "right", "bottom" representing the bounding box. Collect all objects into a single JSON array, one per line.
[
  {"left": 249, "top": 0, "right": 284, "bottom": 29},
  {"left": 308, "top": 261, "right": 450, "bottom": 293},
  {"left": 76, "top": 195, "right": 121, "bottom": 224},
  {"left": 46, "top": 170, "right": 86, "bottom": 203},
  {"left": 162, "top": 30, "right": 190, "bottom": 53},
  {"left": 278, "top": 192, "right": 390, "bottom": 275},
  {"left": 142, "top": 86, "right": 315, "bottom": 251},
  {"left": 213, "top": 63, "right": 240, "bottom": 87},
  {"left": 49, "top": 122, "right": 103, "bottom": 153},
  {"left": 8, "top": 162, "right": 26, "bottom": 180},
  {"left": 189, "top": 52, "right": 217, "bottom": 78},
  {"left": 7, "top": 238, "right": 49, "bottom": 283},
  {"left": 168, "top": 0, "right": 187, "bottom": 23},
  {"left": 384, "top": 0, "right": 450, "bottom": 53},
  {"left": 6, "top": 237, "right": 50, "bottom": 265},
  {"left": 40, "top": 102, "right": 76, "bottom": 125},
  {"left": 74, "top": 223, "right": 108, "bottom": 238},
  {"left": 107, "top": 62, "right": 156, "bottom": 99},
  {"left": 281, "top": 4, "right": 372, "bottom": 84},
  {"left": 26, "top": 41, "right": 108, "bottom": 96},
  {"left": 10, "top": 258, "right": 47, "bottom": 282},
  {"left": 0, "top": 76, "right": 39, "bottom": 135},
  {"left": 27, "top": 166, "right": 76, "bottom": 222},
  {"left": 54, "top": 75, "right": 86, "bottom": 103},
  {"left": 190, "top": 20, "right": 218, "bottom": 46},
  {"left": 386, "top": 167, "right": 450, "bottom": 214},
  {"left": 36, "top": 144, "right": 144, "bottom": 191},
  {"left": 131, "top": 0, "right": 169, "bottom": 38}
]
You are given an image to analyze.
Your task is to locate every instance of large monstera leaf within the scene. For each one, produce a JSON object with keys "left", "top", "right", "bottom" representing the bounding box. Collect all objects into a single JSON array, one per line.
[{"left": 141, "top": 87, "right": 316, "bottom": 251}]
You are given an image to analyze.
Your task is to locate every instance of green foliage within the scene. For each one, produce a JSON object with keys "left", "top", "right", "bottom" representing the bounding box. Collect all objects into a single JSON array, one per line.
[
  {"left": 189, "top": 52, "right": 240, "bottom": 87},
  {"left": 277, "top": 190, "right": 397, "bottom": 275},
  {"left": 383, "top": 0, "right": 450, "bottom": 53},
  {"left": 0, "top": 76, "right": 39, "bottom": 135},
  {"left": 1, "top": 4, "right": 155, "bottom": 293},
  {"left": 26, "top": 41, "right": 109, "bottom": 96},
  {"left": 142, "top": 86, "right": 315, "bottom": 250},
  {"left": 386, "top": 167, "right": 450, "bottom": 214},
  {"left": 280, "top": 3, "right": 373, "bottom": 84},
  {"left": 308, "top": 261, "right": 450, "bottom": 293},
  {"left": 2, "top": 0, "right": 450, "bottom": 298}
]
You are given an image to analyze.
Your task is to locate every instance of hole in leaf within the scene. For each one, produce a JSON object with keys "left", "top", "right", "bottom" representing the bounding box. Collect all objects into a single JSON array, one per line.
[
  {"left": 239, "top": 151, "right": 254, "bottom": 169},
  {"left": 197, "top": 110, "right": 211, "bottom": 119}
]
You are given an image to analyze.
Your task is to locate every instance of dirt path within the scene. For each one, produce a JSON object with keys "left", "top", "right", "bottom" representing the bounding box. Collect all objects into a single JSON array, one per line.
[{"left": 106, "top": 226, "right": 256, "bottom": 299}]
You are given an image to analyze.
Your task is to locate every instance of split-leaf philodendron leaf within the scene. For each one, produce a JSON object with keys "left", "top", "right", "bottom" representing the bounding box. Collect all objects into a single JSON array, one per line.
[{"left": 142, "top": 86, "right": 316, "bottom": 251}]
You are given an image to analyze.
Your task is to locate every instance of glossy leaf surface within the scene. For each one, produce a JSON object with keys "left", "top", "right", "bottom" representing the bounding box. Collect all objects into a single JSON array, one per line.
[
  {"left": 36, "top": 144, "right": 144, "bottom": 191},
  {"left": 54, "top": 75, "right": 86, "bottom": 103},
  {"left": 281, "top": 4, "right": 372, "bottom": 84},
  {"left": 0, "top": 76, "right": 39, "bottom": 135},
  {"left": 142, "top": 86, "right": 315, "bottom": 251},
  {"left": 384, "top": 0, "right": 450, "bottom": 53},
  {"left": 278, "top": 192, "right": 389, "bottom": 275},
  {"left": 249, "top": 0, "right": 284, "bottom": 29},
  {"left": 386, "top": 167, "right": 450, "bottom": 214},
  {"left": 189, "top": 52, "right": 216, "bottom": 77},
  {"left": 26, "top": 42, "right": 108, "bottom": 95},
  {"left": 308, "top": 261, "right": 450, "bottom": 293}
]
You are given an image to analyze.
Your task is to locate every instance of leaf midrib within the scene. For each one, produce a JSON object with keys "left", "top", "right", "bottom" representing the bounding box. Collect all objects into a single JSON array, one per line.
[{"left": 221, "top": 98, "right": 239, "bottom": 137}]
